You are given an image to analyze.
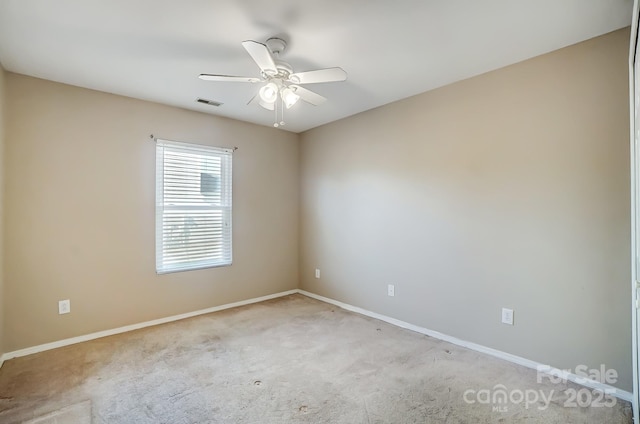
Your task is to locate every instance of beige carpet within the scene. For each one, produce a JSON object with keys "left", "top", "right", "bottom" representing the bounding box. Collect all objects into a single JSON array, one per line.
[
  {"left": 22, "top": 400, "right": 91, "bottom": 423},
  {"left": 0, "top": 294, "right": 632, "bottom": 423}
]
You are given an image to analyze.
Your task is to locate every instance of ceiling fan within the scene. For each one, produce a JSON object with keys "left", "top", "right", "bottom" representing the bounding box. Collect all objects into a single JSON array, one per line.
[{"left": 199, "top": 37, "right": 347, "bottom": 127}]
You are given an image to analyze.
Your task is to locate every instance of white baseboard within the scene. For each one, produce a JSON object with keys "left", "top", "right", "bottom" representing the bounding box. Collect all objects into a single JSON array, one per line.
[
  {"left": 1, "top": 289, "right": 298, "bottom": 363},
  {"left": 1, "top": 287, "right": 633, "bottom": 404},
  {"left": 297, "top": 289, "right": 633, "bottom": 403}
]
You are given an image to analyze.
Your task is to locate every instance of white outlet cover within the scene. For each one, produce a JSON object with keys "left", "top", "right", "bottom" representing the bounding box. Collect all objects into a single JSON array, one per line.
[
  {"left": 501, "top": 308, "right": 514, "bottom": 325},
  {"left": 59, "top": 299, "right": 71, "bottom": 315},
  {"left": 387, "top": 284, "right": 395, "bottom": 297},
  {"left": 315, "top": 269, "right": 320, "bottom": 279}
]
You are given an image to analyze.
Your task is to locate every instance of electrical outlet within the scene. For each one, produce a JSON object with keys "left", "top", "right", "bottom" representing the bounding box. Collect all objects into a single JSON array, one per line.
[
  {"left": 315, "top": 268, "right": 320, "bottom": 279},
  {"left": 58, "top": 299, "right": 71, "bottom": 315},
  {"left": 387, "top": 284, "right": 395, "bottom": 297},
  {"left": 501, "top": 308, "right": 514, "bottom": 325}
]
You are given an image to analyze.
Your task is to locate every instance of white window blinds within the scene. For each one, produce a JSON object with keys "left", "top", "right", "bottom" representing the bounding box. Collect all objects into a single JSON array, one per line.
[{"left": 155, "top": 139, "right": 233, "bottom": 274}]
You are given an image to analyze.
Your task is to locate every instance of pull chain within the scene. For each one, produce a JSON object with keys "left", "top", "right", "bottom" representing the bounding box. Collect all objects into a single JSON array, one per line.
[
  {"left": 274, "top": 101, "right": 279, "bottom": 127},
  {"left": 273, "top": 94, "right": 286, "bottom": 128}
]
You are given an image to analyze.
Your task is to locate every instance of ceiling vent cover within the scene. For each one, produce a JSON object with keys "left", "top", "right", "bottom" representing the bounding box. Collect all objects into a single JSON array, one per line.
[{"left": 196, "top": 98, "right": 223, "bottom": 107}]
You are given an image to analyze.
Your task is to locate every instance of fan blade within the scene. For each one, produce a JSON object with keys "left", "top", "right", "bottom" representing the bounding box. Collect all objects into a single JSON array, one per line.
[
  {"left": 290, "top": 85, "right": 327, "bottom": 106},
  {"left": 199, "top": 74, "right": 260, "bottom": 83},
  {"left": 289, "top": 67, "right": 347, "bottom": 84},
  {"left": 242, "top": 40, "right": 277, "bottom": 75}
]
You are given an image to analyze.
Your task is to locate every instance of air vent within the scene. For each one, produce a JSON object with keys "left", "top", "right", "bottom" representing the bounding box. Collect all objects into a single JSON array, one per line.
[{"left": 196, "top": 98, "right": 223, "bottom": 107}]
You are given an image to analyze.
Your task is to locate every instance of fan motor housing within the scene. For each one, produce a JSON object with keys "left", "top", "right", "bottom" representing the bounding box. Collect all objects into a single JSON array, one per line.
[{"left": 275, "top": 60, "right": 293, "bottom": 76}]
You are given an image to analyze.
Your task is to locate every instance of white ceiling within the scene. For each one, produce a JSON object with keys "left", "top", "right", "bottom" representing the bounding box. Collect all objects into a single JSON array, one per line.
[{"left": 0, "top": 0, "right": 633, "bottom": 133}]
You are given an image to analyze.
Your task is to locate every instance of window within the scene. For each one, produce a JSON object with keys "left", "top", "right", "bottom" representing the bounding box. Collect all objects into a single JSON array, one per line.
[{"left": 156, "top": 139, "right": 233, "bottom": 273}]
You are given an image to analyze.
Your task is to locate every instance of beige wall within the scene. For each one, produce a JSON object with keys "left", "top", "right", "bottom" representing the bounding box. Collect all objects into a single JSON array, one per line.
[
  {"left": 300, "top": 29, "right": 632, "bottom": 391},
  {"left": 4, "top": 74, "right": 299, "bottom": 351},
  {"left": 1, "top": 28, "right": 632, "bottom": 392},
  {"left": 0, "top": 63, "right": 5, "bottom": 356}
]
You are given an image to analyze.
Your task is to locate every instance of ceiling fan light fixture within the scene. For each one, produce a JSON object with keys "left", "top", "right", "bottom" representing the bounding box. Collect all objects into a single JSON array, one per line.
[
  {"left": 258, "top": 98, "right": 275, "bottom": 110},
  {"left": 259, "top": 82, "right": 278, "bottom": 103},
  {"left": 281, "top": 87, "right": 300, "bottom": 109},
  {"left": 200, "top": 37, "right": 347, "bottom": 129}
]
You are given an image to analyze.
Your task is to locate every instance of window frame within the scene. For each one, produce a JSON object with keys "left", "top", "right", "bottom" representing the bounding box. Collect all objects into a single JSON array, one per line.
[{"left": 155, "top": 139, "right": 233, "bottom": 274}]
